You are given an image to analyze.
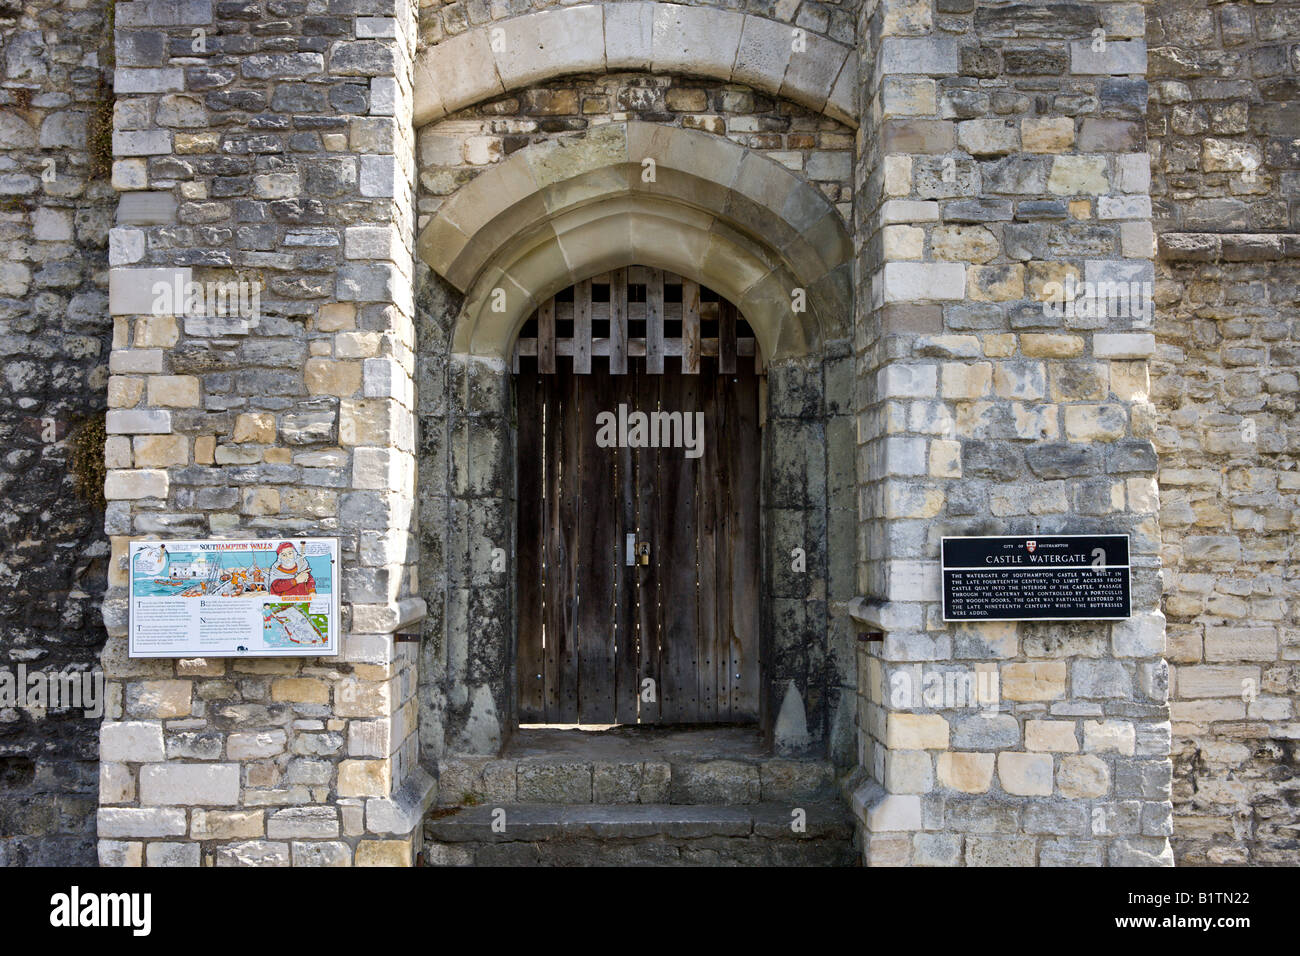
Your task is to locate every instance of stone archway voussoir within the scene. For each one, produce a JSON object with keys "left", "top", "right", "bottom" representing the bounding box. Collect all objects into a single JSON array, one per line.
[
  {"left": 456, "top": 204, "right": 805, "bottom": 361},
  {"left": 627, "top": 120, "right": 744, "bottom": 193},
  {"left": 455, "top": 264, "right": 537, "bottom": 355},
  {"left": 492, "top": 7, "right": 606, "bottom": 91},
  {"left": 523, "top": 121, "right": 630, "bottom": 191},
  {"left": 733, "top": 15, "right": 794, "bottom": 95},
  {"left": 780, "top": 31, "right": 849, "bottom": 120},
  {"left": 739, "top": 270, "right": 811, "bottom": 358},
  {"left": 412, "top": 4, "right": 858, "bottom": 128},
  {"left": 649, "top": 4, "right": 744, "bottom": 82},
  {"left": 420, "top": 123, "right": 854, "bottom": 361},
  {"left": 416, "top": 28, "right": 503, "bottom": 122}
]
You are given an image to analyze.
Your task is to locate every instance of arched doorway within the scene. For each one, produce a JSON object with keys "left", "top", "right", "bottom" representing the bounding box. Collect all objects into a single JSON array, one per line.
[
  {"left": 513, "top": 269, "right": 763, "bottom": 725},
  {"left": 414, "top": 121, "right": 857, "bottom": 762}
]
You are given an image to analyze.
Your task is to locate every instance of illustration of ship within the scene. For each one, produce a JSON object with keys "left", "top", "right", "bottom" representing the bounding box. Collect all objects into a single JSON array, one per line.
[{"left": 156, "top": 551, "right": 275, "bottom": 598}]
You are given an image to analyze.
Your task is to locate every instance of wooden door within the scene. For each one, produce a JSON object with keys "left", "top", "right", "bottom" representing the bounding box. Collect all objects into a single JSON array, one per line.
[{"left": 515, "top": 269, "right": 762, "bottom": 725}]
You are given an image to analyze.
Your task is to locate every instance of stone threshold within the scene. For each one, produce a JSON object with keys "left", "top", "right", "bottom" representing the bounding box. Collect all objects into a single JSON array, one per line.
[
  {"left": 433, "top": 725, "right": 842, "bottom": 807},
  {"left": 504, "top": 724, "right": 771, "bottom": 763}
]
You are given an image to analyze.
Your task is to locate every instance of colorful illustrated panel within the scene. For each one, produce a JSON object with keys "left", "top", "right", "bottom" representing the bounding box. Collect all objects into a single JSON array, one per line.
[{"left": 128, "top": 538, "right": 339, "bottom": 657}]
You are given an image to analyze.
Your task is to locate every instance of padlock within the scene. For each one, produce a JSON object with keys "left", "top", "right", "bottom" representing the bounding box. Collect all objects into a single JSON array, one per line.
[{"left": 637, "top": 541, "right": 651, "bottom": 566}]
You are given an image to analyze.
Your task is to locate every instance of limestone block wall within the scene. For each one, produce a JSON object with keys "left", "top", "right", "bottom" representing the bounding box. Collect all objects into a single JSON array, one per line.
[
  {"left": 0, "top": 0, "right": 1283, "bottom": 869},
  {"left": 850, "top": 0, "right": 1173, "bottom": 866},
  {"left": 1148, "top": 0, "right": 1297, "bottom": 234},
  {"left": 0, "top": 0, "right": 114, "bottom": 867},
  {"left": 1147, "top": 0, "right": 1300, "bottom": 866},
  {"left": 1154, "top": 243, "right": 1298, "bottom": 865},
  {"left": 97, "top": 0, "right": 431, "bottom": 867}
]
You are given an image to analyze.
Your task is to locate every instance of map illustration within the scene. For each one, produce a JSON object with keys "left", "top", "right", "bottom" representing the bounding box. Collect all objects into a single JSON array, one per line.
[{"left": 262, "top": 602, "right": 329, "bottom": 647}]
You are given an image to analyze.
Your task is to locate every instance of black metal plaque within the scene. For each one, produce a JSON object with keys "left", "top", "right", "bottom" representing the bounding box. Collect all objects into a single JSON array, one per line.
[{"left": 942, "top": 535, "right": 1131, "bottom": 622}]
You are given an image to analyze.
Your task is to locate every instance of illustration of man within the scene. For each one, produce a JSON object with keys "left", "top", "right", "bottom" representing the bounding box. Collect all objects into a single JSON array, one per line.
[{"left": 267, "top": 542, "right": 316, "bottom": 597}]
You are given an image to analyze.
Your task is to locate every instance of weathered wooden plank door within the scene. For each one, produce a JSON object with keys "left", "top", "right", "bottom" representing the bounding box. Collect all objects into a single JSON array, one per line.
[{"left": 515, "top": 271, "right": 761, "bottom": 725}]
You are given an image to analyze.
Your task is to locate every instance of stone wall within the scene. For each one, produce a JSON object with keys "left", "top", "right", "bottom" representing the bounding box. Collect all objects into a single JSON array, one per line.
[
  {"left": 1147, "top": 0, "right": 1300, "bottom": 865},
  {"left": 415, "top": 73, "right": 855, "bottom": 226},
  {"left": 97, "top": 0, "right": 432, "bottom": 867},
  {"left": 849, "top": 0, "right": 1172, "bottom": 866},
  {"left": 1148, "top": 0, "right": 1296, "bottom": 233},
  {"left": 0, "top": 0, "right": 1290, "bottom": 869},
  {"left": 0, "top": 0, "right": 114, "bottom": 866}
]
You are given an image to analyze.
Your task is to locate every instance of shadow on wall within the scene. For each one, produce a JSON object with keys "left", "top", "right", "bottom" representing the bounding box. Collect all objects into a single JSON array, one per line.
[{"left": 0, "top": 0, "right": 116, "bottom": 866}]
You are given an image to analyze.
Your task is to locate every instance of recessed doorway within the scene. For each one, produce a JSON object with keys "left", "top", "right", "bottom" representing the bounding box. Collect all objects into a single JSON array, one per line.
[{"left": 514, "top": 268, "right": 763, "bottom": 725}]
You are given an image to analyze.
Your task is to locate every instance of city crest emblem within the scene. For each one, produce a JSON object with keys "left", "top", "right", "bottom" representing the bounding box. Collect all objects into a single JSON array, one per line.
[{"left": 1026, "top": 540, "right": 1037, "bottom": 553}]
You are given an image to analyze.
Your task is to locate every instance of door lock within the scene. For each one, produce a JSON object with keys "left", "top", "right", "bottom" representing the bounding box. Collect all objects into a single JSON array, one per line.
[{"left": 637, "top": 541, "right": 651, "bottom": 566}]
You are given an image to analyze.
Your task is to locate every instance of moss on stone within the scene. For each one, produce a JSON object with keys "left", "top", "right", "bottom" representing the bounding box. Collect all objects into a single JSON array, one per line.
[
  {"left": 87, "top": 83, "right": 114, "bottom": 182},
  {"left": 70, "top": 414, "right": 107, "bottom": 512}
]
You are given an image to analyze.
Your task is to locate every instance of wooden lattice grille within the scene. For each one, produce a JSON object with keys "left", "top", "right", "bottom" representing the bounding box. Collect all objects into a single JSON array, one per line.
[{"left": 511, "top": 267, "right": 762, "bottom": 375}]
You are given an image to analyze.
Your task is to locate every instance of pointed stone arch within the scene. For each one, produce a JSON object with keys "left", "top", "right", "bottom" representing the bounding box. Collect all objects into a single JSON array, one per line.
[
  {"left": 413, "top": 3, "right": 858, "bottom": 129},
  {"left": 416, "top": 121, "right": 854, "bottom": 365}
]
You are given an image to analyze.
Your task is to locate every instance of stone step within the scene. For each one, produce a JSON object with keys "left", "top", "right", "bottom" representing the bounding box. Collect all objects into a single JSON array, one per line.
[
  {"left": 422, "top": 802, "right": 858, "bottom": 867},
  {"left": 437, "top": 756, "right": 837, "bottom": 805},
  {"left": 438, "top": 755, "right": 838, "bottom": 806},
  {"left": 436, "top": 729, "right": 842, "bottom": 806}
]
